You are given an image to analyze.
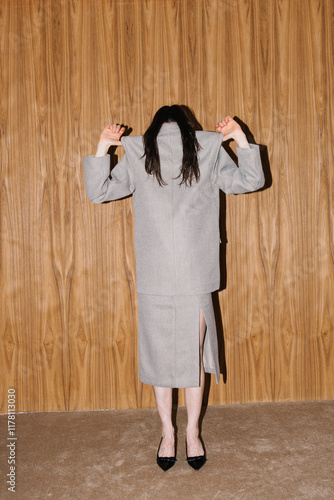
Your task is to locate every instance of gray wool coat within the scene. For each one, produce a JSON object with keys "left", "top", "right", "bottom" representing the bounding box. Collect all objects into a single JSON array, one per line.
[{"left": 83, "top": 123, "right": 265, "bottom": 296}]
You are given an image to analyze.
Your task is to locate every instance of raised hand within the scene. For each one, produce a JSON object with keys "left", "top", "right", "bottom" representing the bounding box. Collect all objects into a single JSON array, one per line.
[
  {"left": 95, "top": 123, "right": 126, "bottom": 157},
  {"left": 99, "top": 124, "right": 126, "bottom": 146},
  {"left": 215, "top": 116, "right": 249, "bottom": 148}
]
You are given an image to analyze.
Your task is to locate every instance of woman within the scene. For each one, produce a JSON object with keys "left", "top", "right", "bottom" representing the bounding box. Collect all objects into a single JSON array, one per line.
[{"left": 83, "top": 105, "right": 264, "bottom": 471}]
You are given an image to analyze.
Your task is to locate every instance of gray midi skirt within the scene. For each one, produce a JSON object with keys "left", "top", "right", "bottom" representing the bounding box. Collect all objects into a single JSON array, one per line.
[{"left": 137, "top": 293, "right": 220, "bottom": 388}]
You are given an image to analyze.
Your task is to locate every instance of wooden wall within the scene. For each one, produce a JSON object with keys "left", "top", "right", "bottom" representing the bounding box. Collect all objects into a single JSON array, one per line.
[{"left": 1, "top": 0, "right": 333, "bottom": 413}]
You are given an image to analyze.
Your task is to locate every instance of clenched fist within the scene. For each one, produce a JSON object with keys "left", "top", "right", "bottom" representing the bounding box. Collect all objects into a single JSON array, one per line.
[{"left": 215, "top": 116, "right": 249, "bottom": 148}]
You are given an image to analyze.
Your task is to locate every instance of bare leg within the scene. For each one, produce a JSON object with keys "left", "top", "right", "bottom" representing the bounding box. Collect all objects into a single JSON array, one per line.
[
  {"left": 184, "top": 308, "right": 206, "bottom": 456},
  {"left": 153, "top": 386, "right": 175, "bottom": 457}
]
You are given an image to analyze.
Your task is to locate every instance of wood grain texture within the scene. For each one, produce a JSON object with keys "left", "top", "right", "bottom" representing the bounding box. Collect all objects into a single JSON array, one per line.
[{"left": 0, "top": 0, "right": 333, "bottom": 412}]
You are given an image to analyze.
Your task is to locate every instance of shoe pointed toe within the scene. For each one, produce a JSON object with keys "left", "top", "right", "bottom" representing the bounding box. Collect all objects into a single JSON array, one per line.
[
  {"left": 157, "top": 456, "right": 176, "bottom": 471},
  {"left": 156, "top": 437, "right": 176, "bottom": 471},
  {"left": 185, "top": 437, "right": 206, "bottom": 471},
  {"left": 186, "top": 455, "right": 206, "bottom": 471}
]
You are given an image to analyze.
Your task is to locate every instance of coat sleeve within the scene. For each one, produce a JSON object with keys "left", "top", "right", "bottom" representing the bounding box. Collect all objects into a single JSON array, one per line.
[
  {"left": 212, "top": 143, "right": 265, "bottom": 194},
  {"left": 83, "top": 153, "right": 135, "bottom": 203}
]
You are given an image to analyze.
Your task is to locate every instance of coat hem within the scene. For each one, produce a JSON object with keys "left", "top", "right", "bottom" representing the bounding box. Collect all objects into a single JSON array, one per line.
[{"left": 135, "top": 281, "right": 220, "bottom": 296}]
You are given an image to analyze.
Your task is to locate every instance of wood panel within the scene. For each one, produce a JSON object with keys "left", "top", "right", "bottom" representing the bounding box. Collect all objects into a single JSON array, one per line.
[{"left": 0, "top": 0, "right": 333, "bottom": 412}]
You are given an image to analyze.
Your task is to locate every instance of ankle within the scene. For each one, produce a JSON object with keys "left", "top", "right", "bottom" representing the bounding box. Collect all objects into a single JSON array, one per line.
[
  {"left": 186, "top": 426, "right": 199, "bottom": 438},
  {"left": 161, "top": 426, "right": 175, "bottom": 438}
]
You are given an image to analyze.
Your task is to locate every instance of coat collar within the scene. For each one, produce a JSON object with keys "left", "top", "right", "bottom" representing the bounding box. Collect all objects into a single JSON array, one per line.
[{"left": 158, "top": 122, "right": 181, "bottom": 135}]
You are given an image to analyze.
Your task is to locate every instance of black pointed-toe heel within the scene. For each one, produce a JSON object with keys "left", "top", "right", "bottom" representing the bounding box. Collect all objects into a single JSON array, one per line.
[
  {"left": 156, "top": 437, "right": 176, "bottom": 471},
  {"left": 185, "top": 437, "right": 206, "bottom": 470}
]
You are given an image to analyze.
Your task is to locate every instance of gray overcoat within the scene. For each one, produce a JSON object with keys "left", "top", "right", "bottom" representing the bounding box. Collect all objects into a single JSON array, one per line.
[
  {"left": 83, "top": 123, "right": 265, "bottom": 295},
  {"left": 83, "top": 123, "right": 265, "bottom": 387}
]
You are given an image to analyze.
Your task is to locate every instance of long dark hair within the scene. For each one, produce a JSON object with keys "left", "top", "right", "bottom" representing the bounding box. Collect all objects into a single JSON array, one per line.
[{"left": 143, "top": 105, "right": 201, "bottom": 187}]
